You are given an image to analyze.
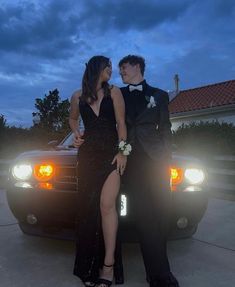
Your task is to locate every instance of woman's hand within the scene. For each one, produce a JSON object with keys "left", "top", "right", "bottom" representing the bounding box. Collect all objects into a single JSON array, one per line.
[
  {"left": 73, "top": 131, "right": 84, "bottom": 148},
  {"left": 112, "top": 152, "right": 127, "bottom": 175}
]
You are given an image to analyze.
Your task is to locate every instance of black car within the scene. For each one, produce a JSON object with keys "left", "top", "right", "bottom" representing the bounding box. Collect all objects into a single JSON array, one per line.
[{"left": 6, "top": 133, "right": 208, "bottom": 241}]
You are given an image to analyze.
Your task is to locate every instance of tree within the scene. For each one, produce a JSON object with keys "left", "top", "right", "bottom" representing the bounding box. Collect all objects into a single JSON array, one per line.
[
  {"left": 0, "top": 114, "right": 7, "bottom": 131},
  {"left": 32, "top": 89, "right": 70, "bottom": 132}
]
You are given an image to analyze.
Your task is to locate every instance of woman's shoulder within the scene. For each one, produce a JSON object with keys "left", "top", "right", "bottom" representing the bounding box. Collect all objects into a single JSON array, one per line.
[
  {"left": 70, "top": 89, "right": 82, "bottom": 101},
  {"left": 109, "top": 84, "right": 121, "bottom": 95},
  {"left": 109, "top": 84, "right": 119, "bottom": 90},
  {"left": 109, "top": 85, "right": 124, "bottom": 105},
  {"left": 71, "top": 89, "right": 82, "bottom": 98}
]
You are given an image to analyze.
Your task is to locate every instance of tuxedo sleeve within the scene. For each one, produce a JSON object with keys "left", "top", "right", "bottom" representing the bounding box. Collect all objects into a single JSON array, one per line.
[{"left": 159, "top": 92, "right": 172, "bottom": 156}]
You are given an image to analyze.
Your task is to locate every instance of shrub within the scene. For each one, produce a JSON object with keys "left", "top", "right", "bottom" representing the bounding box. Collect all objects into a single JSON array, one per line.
[{"left": 172, "top": 121, "right": 235, "bottom": 158}]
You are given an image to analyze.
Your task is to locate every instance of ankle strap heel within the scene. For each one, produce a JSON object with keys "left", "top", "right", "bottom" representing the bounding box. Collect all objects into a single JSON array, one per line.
[{"left": 103, "top": 263, "right": 114, "bottom": 268}]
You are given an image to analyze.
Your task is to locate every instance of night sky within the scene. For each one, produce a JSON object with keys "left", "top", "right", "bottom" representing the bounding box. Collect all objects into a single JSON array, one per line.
[{"left": 0, "top": 0, "right": 234, "bottom": 127}]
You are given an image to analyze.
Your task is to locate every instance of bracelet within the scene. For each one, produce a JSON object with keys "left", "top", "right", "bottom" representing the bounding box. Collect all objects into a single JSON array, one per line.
[{"left": 118, "top": 140, "right": 132, "bottom": 156}]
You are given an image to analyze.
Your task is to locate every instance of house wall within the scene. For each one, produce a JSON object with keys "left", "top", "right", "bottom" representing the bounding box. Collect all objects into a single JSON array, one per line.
[{"left": 170, "top": 110, "right": 235, "bottom": 131}]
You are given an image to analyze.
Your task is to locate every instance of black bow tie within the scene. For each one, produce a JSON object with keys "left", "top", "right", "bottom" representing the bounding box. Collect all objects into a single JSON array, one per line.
[{"left": 129, "top": 84, "right": 143, "bottom": 92}]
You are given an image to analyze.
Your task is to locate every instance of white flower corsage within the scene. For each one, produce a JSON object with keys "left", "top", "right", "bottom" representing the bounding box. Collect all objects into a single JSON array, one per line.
[
  {"left": 118, "top": 140, "right": 132, "bottom": 156},
  {"left": 147, "top": 96, "right": 156, "bottom": 108}
]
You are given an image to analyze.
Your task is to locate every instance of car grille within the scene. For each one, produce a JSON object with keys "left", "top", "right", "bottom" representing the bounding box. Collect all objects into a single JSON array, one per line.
[{"left": 54, "top": 165, "right": 77, "bottom": 191}]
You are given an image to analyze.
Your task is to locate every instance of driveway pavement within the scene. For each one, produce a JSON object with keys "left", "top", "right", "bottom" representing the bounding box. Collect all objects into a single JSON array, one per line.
[{"left": 0, "top": 189, "right": 235, "bottom": 287}]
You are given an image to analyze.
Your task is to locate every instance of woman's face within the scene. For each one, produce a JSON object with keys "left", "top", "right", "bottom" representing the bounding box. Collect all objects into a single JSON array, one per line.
[{"left": 100, "top": 61, "right": 112, "bottom": 82}]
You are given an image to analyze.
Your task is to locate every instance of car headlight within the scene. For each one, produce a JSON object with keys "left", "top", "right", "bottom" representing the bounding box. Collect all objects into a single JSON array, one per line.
[
  {"left": 184, "top": 168, "right": 205, "bottom": 185},
  {"left": 12, "top": 164, "right": 32, "bottom": 181}
]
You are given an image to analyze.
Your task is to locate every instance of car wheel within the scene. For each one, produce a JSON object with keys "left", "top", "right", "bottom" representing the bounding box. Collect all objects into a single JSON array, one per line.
[
  {"left": 168, "top": 224, "right": 198, "bottom": 240},
  {"left": 18, "top": 222, "right": 49, "bottom": 237},
  {"left": 18, "top": 222, "right": 36, "bottom": 235}
]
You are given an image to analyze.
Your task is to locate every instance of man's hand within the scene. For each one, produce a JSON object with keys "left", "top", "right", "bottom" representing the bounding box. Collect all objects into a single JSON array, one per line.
[
  {"left": 73, "top": 131, "right": 84, "bottom": 148},
  {"left": 112, "top": 153, "right": 127, "bottom": 175}
]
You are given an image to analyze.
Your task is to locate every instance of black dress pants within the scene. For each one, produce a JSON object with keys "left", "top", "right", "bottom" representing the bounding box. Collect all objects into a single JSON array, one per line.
[{"left": 126, "top": 150, "right": 172, "bottom": 280}]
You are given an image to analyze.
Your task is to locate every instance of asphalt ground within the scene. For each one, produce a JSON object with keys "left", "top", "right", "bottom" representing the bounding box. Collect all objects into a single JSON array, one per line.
[{"left": 0, "top": 189, "right": 235, "bottom": 287}]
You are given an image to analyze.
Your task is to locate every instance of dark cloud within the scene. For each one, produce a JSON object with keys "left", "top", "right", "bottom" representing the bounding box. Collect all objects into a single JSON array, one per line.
[
  {"left": 0, "top": 0, "right": 80, "bottom": 59},
  {"left": 79, "top": 0, "right": 193, "bottom": 31},
  {"left": 0, "top": 0, "right": 235, "bottom": 127},
  {"left": 211, "top": 0, "right": 235, "bottom": 17},
  {"left": 161, "top": 44, "right": 235, "bottom": 91},
  {"left": 0, "top": 52, "right": 44, "bottom": 75}
]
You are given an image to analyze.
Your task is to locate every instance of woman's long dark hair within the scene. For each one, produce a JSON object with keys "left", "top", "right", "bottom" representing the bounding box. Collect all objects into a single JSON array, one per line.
[{"left": 81, "top": 56, "right": 110, "bottom": 104}]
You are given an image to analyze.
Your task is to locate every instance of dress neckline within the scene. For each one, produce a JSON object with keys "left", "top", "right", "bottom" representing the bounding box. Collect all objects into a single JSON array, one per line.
[{"left": 87, "top": 96, "right": 105, "bottom": 118}]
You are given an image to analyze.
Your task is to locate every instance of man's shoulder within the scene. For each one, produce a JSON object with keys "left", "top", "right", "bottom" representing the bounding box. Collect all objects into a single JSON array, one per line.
[
  {"left": 119, "top": 86, "right": 129, "bottom": 97},
  {"left": 146, "top": 85, "right": 169, "bottom": 104},
  {"left": 120, "top": 86, "right": 128, "bottom": 92},
  {"left": 147, "top": 84, "right": 168, "bottom": 96}
]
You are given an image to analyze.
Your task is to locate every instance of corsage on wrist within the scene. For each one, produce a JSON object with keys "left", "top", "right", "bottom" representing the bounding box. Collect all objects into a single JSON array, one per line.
[{"left": 118, "top": 140, "right": 132, "bottom": 156}]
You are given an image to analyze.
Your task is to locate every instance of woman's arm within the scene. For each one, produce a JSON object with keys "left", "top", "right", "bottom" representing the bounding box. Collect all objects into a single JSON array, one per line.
[
  {"left": 111, "top": 86, "right": 127, "bottom": 175},
  {"left": 69, "top": 90, "right": 84, "bottom": 147},
  {"left": 111, "top": 86, "right": 127, "bottom": 142},
  {"left": 69, "top": 91, "right": 80, "bottom": 133}
]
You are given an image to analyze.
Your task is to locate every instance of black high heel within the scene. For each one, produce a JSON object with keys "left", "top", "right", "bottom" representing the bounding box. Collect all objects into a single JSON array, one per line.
[
  {"left": 96, "top": 263, "right": 113, "bottom": 287},
  {"left": 82, "top": 280, "right": 96, "bottom": 287}
]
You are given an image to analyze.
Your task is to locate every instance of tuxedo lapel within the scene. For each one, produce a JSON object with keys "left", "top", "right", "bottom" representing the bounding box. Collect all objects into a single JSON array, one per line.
[
  {"left": 121, "top": 86, "right": 134, "bottom": 125},
  {"left": 135, "top": 85, "right": 160, "bottom": 122}
]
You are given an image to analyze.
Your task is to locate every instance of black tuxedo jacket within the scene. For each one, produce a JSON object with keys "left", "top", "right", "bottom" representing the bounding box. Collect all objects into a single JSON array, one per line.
[{"left": 121, "top": 83, "right": 172, "bottom": 162}]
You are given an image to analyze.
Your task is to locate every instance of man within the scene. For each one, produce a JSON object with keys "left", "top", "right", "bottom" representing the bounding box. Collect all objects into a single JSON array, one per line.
[{"left": 119, "top": 55, "right": 179, "bottom": 287}]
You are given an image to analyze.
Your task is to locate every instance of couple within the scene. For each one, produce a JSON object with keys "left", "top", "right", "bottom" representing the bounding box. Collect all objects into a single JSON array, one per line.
[{"left": 69, "top": 55, "right": 179, "bottom": 287}]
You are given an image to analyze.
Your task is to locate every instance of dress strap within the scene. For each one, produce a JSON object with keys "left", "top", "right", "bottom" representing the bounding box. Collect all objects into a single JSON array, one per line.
[{"left": 107, "top": 84, "right": 114, "bottom": 98}]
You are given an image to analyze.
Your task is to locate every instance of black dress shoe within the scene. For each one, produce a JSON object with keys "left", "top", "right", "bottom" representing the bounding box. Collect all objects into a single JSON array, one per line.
[{"left": 149, "top": 272, "right": 180, "bottom": 287}]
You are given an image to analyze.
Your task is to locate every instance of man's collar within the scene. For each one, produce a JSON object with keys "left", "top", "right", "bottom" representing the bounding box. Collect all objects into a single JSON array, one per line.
[
  {"left": 128, "top": 80, "right": 147, "bottom": 92},
  {"left": 129, "top": 79, "right": 146, "bottom": 86}
]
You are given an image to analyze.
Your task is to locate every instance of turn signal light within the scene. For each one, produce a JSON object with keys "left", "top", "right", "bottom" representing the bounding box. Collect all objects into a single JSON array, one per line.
[
  {"left": 170, "top": 167, "right": 184, "bottom": 186},
  {"left": 34, "top": 164, "right": 55, "bottom": 181},
  {"left": 38, "top": 182, "right": 53, "bottom": 190}
]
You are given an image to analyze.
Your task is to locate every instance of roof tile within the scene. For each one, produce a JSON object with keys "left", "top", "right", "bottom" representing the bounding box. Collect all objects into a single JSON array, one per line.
[{"left": 169, "top": 80, "right": 235, "bottom": 114}]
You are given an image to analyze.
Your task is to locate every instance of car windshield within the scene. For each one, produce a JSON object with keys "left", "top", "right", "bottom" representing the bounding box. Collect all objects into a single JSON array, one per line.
[
  {"left": 61, "top": 134, "right": 179, "bottom": 150},
  {"left": 60, "top": 119, "right": 85, "bottom": 147},
  {"left": 60, "top": 133, "right": 74, "bottom": 147}
]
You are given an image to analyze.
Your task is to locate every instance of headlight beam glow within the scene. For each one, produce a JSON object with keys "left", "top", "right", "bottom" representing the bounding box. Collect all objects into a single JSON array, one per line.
[
  {"left": 12, "top": 164, "right": 32, "bottom": 181},
  {"left": 184, "top": 168, "right": 205, "bottom": 185}
]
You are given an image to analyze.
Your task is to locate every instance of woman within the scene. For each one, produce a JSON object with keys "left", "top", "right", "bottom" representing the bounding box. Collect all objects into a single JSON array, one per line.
[{"left": 69, "top": 56, "right": 129, "bottom": 287}]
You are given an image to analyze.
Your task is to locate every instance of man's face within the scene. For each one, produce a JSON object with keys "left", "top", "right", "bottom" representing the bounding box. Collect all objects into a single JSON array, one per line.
[{"left": 119, "top": 62, "right": 140, "bottom": 84}]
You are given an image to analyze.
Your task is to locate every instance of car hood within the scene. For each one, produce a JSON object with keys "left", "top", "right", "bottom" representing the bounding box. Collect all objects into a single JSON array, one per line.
[
  {"left": 171, "top": 152, "right": 203, "bottom": 167},
  {"left": 11, "top": 149, "right": 203, "bottom": 168},
  {"left": 13, "top": 148, "right": 77, "bottom": 165}
]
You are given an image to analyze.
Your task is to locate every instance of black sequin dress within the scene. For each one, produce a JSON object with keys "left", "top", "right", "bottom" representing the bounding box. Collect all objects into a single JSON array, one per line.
[{"left": 73, "top": 91, "right": 118, "bottom": 283}]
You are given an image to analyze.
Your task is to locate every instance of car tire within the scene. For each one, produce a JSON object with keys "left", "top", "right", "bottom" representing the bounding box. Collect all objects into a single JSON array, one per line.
[
  {"left": 18, "top": 222, "right": 37, "bottom": 235},
  {"left": 168, "top": 224, "right": 198, "bottom": 240}
]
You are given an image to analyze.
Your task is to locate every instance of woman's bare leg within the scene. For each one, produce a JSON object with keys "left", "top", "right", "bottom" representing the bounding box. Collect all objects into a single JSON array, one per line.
[{"left": 99, "top": 170, "right": 120, "bottom": 280}]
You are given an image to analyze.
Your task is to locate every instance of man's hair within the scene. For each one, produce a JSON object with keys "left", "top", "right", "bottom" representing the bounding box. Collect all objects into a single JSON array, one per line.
[{"left": 118, "top": 55, "right": 145, "bottom": 76}]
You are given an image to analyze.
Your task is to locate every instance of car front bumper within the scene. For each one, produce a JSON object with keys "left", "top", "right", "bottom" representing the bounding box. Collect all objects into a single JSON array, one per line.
[{"left": 6, "top": 182, "right": 208, "bottom": 240}]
